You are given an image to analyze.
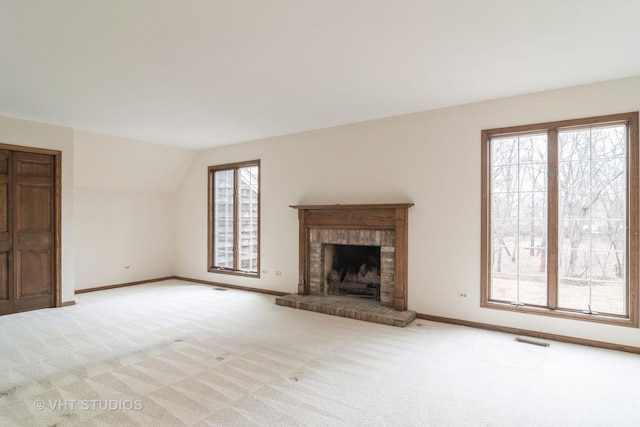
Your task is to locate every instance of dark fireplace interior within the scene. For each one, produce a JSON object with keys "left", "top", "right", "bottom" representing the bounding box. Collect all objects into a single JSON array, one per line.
[{"left": 325, "top": 244, "right": 381, "bottom": 301}]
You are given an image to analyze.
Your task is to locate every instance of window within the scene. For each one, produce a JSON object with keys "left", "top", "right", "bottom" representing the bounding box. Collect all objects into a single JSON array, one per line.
[
  {"left": 481, "top": 113, "right": 638, "bottom": 326},
  {"left": 208, "top": 160, "right": 260, "bottom": 277}
]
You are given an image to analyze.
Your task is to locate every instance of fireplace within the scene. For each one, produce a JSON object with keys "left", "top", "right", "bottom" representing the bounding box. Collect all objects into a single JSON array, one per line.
[
  {"left": 325, "top": 244, "right": 381, "bottom": 300},
  {"left": 290, "top": 203, "right": 413, "bottom": 311}
]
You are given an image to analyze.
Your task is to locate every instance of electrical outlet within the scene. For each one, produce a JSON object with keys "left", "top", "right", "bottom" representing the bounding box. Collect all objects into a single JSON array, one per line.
[{"left": 275, "top": 271, "right": 282, "bottom": 277}]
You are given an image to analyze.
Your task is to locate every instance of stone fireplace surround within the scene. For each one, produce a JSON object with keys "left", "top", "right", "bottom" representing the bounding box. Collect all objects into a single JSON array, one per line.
[{"left": 290, "top": 203, "right": 413, "bottom": 311}]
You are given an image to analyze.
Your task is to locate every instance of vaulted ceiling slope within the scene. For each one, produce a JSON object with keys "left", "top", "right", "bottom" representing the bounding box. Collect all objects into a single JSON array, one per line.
[{"left": 1, "top": 0, "right": 640, "bottom": 149}]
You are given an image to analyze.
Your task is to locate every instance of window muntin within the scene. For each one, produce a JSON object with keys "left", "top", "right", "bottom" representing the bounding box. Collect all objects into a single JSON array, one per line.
[
  {"left": 208, "top": 160, "right": 260, "bottom": 277},
  {"left": 237, "top": 165, "right": 259, "bottom": 272},
  {"left": 557, "top": 125, "right": 627, "bottom": 315},
  {"left": 214, "top": 169, "right": 235, "bottom": 269},
  {"left": 482, "top": 113, "right": 638, "bottom": 326},
  {"left": 490, "top": 133, "right": 548, "bottom": 307}
]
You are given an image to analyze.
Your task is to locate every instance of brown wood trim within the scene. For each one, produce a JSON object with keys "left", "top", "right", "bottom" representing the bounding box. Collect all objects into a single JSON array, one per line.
[
  {"left": 173, "top": 276, "right": 288, "bottom": 296},
  {"left": 61, "top": 300, "right": 75, "bottom": 307},
  {"left": 54, "top": 151, "right": 61, "bottom": 308},
  {"left": 305, "top": 209, "right": 397, "bottom": 229},
  {"left": 627, "top": 112, "right": 639, "bottom": 327},
  {"left": 394, "top": 207, "right": 409, "bottom": 311},
  {"left": 547, "top": 129, "right": 558, "bottom": 309},
  {"left": 290, "top": 203, "right": 414, "bottom": 210},
  {"left": 483, "top": 112, "right": 638, "bottom": 138},
  {"left": 206, "top": 269, "right": 259, "bottom": 278},
  {"left": 75, "top": 276, "right": 288, "bottom": 297},
  {"left": 0, "top": 143, "right": 63, "bottom": 156},
  {"left": 480, "top": 131, "right": 490, "bottom": 306},
  {"left": 74, "top": 277, "right": 174, "bottom": 294},
  {"left": 482, "top": 300, "right": 636, "bottom": 327},
  {"left": 207, "top": 164, "right": 214, "bottom": 275},
  {"left": 291, "top": 204, "right": 414, "bottom": 231},
  {"left": 416, "top": 313, "right": 640, "bottom": 355},
  {"left": 298, "top": 209, "right": 308, "bottom": 294}
]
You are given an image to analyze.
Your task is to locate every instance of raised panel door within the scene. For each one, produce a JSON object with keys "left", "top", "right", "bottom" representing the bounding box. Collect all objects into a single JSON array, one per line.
[
  {"left": 12, "top": 152, "right": 55, "bottom": 312},
  {"left": 0, "top": 150, "right": 10, "bottom": 315}
]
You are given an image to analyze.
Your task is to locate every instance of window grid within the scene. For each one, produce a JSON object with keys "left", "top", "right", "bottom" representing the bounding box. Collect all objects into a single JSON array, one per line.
[
  {"left": 208, "top": 160, "right": 260, "bottom": 277},
  {"left": 490, "top": 133, "right": 548, "bottom": 307},
  {"left": 557, "top": 126, "right": 627, "bottom": 315},
  {"left": 481, "top": 113, "right": 638, "bottom": 327}
]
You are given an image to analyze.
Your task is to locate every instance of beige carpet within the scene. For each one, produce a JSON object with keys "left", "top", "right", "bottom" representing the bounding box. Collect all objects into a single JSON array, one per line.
[{"left": 0, "top": 279, "right": 639, "bottom": 426}]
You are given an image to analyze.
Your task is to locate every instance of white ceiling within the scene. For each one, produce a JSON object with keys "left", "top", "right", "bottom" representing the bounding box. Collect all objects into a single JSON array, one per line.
[{"left": 1, "top": 0, "right": 640, "bottom": 150}]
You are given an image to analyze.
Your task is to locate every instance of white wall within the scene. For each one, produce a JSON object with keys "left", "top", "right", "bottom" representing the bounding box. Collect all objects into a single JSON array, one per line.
[
  {"left": 174, "top": 76, "right": 640, "bottom": 348},
  {"left": 74, "top": 188, "right": 179, "bottom": 289},
  {"left": 73, "top": 130, "right": 195, "bottom": 289},
  {"left": 0, "top": 115, "right": 75, "bottom": 303},
  {"left": 3, "top": 76, "right": 638, "bottom": 347}
]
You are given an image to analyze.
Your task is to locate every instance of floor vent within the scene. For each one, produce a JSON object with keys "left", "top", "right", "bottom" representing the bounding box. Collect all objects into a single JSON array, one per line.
[
  {"left": 515, "top": 337, "right": 550, "bottom": 347},
  {"left": 213, "top": 288, "right": 228, "bottom": 291}
]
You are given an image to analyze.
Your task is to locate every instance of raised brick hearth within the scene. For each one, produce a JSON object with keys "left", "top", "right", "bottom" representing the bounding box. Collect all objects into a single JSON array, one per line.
[{"left": 275, "top": 294, "right": 416, "bottom": 327}]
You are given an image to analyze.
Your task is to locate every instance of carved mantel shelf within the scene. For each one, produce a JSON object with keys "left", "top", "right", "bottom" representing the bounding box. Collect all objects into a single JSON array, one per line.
[{"left": 290, "top": 203, "right": 414, "bottom": 311}]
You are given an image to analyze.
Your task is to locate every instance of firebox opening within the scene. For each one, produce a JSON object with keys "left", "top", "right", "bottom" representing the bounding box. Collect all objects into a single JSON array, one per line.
[{"left": 325, "top": 244, "right": 381, "bottom": 301}]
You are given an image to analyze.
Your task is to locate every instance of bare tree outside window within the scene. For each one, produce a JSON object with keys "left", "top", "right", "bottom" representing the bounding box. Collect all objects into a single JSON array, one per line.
[
  {"left": 557, "top": 125, "right": 627, "bottom": 314},
  {"left": 490, "top": 133, "right": 547, "bottom": 306},
  {"left": 481, "top": 113, "right": 638, "bottom": 327}
]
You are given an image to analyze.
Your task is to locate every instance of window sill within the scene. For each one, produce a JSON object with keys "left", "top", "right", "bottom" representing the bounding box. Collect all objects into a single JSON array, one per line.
[
  {"left": 482, "top": 300, "right": 638, "bottom": 328},
  {"left": 208, "top": 268, "right": 260, "bottom": 279}
]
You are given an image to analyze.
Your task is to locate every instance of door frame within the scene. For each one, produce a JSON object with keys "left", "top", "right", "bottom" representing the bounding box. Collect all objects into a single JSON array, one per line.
[{"left": 0, "top": 143, "right": 61, "bottom": 308}]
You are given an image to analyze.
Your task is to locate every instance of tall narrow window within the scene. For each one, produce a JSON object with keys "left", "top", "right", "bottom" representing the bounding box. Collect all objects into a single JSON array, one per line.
[
  {"left": 481, "top": 113, "right": 638, "bottom": 326},
  {"left": 208, "top": 160, "right": 260, "bottom": 277},
  {"left": 489, "top": 132, "right": 548, "bottom": 307}
]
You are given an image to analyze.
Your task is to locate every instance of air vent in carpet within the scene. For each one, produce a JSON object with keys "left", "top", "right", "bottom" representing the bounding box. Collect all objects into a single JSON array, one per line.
[{"left": 515, "top": 337, "right": 550, "bottom": 347}]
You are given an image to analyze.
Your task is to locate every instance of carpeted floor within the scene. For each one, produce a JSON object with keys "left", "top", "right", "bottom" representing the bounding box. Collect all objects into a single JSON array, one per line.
[{"left": 0, "top": 279, "right": 638, "bottom": 426}]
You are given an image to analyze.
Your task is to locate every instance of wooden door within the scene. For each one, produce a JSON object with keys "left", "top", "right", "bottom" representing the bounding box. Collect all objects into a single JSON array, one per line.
[
  {"left": 0, "top": 149, "right": 56, "bottom": 315},
  {"left": 0, "top": 150, "right": 11, "bottom": 315},
  {"left": 12, "top": 152, "right": 55, "bottom": 312}
]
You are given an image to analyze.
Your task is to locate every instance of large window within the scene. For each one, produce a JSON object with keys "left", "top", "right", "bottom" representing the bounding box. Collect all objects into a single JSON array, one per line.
[
  {"left": 208, "top": 160, "right": 260, "bottom": 277},
  {"left": 481, "top": 113, "right": 638, "bottom": 326}
]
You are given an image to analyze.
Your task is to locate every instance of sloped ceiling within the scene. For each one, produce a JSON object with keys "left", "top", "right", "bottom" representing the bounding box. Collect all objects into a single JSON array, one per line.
[
  {"left": 1, "top": 0, "right": 640, "bottom": 149},
  {"left": 73, "top": 130, "right": 196, "bottom": 191}
]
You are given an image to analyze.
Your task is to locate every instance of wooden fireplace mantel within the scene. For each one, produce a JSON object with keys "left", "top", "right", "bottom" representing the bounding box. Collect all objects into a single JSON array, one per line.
[{"left": 290, "top": 203, "right": 414, "bottom": 311}]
